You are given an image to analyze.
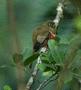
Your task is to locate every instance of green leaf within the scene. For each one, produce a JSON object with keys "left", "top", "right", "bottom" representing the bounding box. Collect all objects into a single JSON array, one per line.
[
  {"left": 50, "top": 47, "right": 63, "bottom": 65},
  {"left": 56, "top": 44, "right": 68, "bottom": 63},
  {"left": 44, "top": 66, "right": 55, "bottom": 72},
  {"left": 38, "top": 63, "right": 55, "bottom": 72},
  {"left": 40, "top": 52, "right": 56, "bottom": 64},
  {"left": 3, "top": 85, "right": 12, "bottom": 90},
  {"left": 24, "top": 53, "right": 39, "bottom": 66},
  {"left": 48, "top": 39, "right": 57, "bottom": 50},
  {"left": 55, "top": 36, "right": 60, "bottom": 42},
  {"left": 42, "top": 60, "right": 51, "bottom": 64},
  {"left": 74, "top": 16, "right": 81, "bottom": 33},
  {"left": 48, "top": 40, "right": 66, "bottom": 65},
  {"left": 40, "top": 53, "right": 49, "bottom": 61},
  {"left": 38, "top": 63, "right": 46, "bottom": 71},
  {"left": 43, "top": 71, "right": 53, "bottom": 76}
]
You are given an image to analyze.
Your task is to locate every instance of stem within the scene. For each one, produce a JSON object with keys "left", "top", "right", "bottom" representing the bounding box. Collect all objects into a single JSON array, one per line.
[
  {"left": 53, "top": 2, "right": 64, "bottom": 28},
  {"left": 36, "top": 74, "right": 58, "bottom": 90},
  {"left": 25, "top": 48, "right": 47, "bottom": 90},
  {"left": 7, "top": 0, "right": 25, "bottom": 90}
]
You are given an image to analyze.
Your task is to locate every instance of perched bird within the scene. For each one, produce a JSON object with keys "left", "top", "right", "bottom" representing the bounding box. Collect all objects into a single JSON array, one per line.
[
  {"left": 29, "top": 20, "right": 56, "bottom": 68},
  {"left": 32, "top": 20, "right": 56, "bottom": 53}
]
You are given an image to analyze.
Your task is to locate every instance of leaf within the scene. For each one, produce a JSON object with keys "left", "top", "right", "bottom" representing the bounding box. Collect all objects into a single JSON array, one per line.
[
  {"left": 44, "top": 66, "right": 54, "bottom": 72},
  {"left": 55, "top": 36, "right": 60, "bottom": 42},
  {"left": 50, "top": 47, "right": 63, "bottom": 65},
  {"left": 42, "top": 60, "right": 51, "bottom": 64},
  {"left": 48, "top": 39, "right": 57, "bottom": 50},
  {"left": 40, "top": 52, "right": 56, "bottom": 64},
  {"left": 43, "top": 71, "right": 53, "bottom": 76},
  {"left": 48, "top": 40, "right": 67, "bottom": 65},
  {"left": 74, "top": 16, "right": 81, "bottom": 33},
  {"left": 38, "top": 63, "right": 46, "bottom": 71},
  {"left": 24, "top": 53, "right": 39, "bottom": 66},
  {"left": 38, "top": 63, "right": 56, "bottom": 73},
  {"left": 57, "top": 45, "right": 67, "bottom": 61},
  {"left": 40, "top": 53, "right": 49, "bottom": 61},
  {"left": 3, "top": 85, "right": 12, "bottom": 90}
]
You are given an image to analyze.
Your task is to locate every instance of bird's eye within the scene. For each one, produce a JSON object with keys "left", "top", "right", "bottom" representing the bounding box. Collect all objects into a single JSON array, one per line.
[{"left": 48, "top": 21, "right": 55, "bottom": 28}]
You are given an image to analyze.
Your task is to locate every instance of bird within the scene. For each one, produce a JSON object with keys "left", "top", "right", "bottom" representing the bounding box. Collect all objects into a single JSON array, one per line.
[
  {"left": 32, "top": 20, "right": 56, "bottom": 53},
  {"left": 29, "top": 20, "right": 57, "bottom": 68}
]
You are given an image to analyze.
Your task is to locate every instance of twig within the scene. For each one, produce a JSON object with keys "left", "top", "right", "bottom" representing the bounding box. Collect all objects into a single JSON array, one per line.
[
  {"left": 53, "top": 2, "right": 64, "bottom": 28},
  {"left": 7, "top": 0, "right": 25, "bottom": 90},
  {"left": 36, "top": 74, "right": 58, "bottom": 90},
  {"left": 25, "top": 48, "right": 47, "bottom": 90},
  {"left": 39, "top": 78, "right": 57, "bottom": 90},
  {"left": 36, "top": 75, "right": 54, "bottom": 90}
]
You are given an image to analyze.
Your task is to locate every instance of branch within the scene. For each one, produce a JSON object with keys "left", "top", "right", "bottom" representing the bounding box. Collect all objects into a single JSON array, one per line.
[
  {"left": 7, "top": 0, "right": 25, "bottom": 90},
  {"left": 25, "top": 48, "right": 47, "bottom": 90},
  {"left": 36, "top": 74, "right": 58, "bottom": 90},
  {"left": 53, "top": 2, "right": 64, "bottom": 28}
]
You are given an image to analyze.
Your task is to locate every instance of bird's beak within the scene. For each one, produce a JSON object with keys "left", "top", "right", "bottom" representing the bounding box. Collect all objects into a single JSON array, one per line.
[{"left": 49, "top": 31, "right": 56, "bottom": 39}]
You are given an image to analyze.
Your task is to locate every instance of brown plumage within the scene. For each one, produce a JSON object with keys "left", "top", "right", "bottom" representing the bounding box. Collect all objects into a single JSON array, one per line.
[
  {"left": 29, "top": 21, "right": 56, "bottom": 68},
  {"left": 32, "top": 20, "right": 56, "bottom": 53}
]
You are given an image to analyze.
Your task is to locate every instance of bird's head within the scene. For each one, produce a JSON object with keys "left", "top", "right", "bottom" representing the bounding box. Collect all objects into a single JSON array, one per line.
[{"left": 47, "top": 20, "right": 56, "bottom": 39}]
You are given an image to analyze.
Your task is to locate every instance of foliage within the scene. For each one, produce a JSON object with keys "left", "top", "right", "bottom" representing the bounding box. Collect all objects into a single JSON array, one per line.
[
  {"left": 0, "top": 0, "right": 81, "bottom": 90},
  {"left": 24, "top": 32, "right": 81, "bottom": 90},
  {"left": 38, "top": 34, "right": 81, "bottom": 90},
  {"left": 3, "top": 85, "right": 12, "bottom": 90},
  {"left": 24, "top": 53, "right": 39, "bottom": 66}
]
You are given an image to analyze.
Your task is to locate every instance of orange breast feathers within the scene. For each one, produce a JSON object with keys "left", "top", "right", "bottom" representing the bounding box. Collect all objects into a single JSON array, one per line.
[{"left": 48, "top": 31, "right": 56, "bottom": 39}]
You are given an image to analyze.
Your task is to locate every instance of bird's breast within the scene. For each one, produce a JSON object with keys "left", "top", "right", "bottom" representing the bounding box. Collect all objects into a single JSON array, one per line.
[{"left": 37, "top": 35, "right": 47, "bottom": 43}]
